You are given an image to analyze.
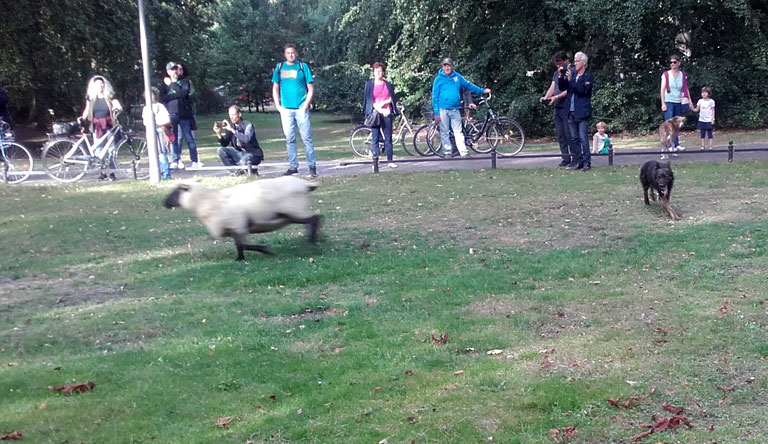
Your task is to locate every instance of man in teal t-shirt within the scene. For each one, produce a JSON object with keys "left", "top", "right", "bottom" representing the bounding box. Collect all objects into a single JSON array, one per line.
[{"left": 271, "top": 43, "right": 317, "bottom": 177}]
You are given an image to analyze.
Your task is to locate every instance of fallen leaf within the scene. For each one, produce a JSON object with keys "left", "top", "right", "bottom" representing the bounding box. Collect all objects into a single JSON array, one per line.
[
  {"left": 662, "top": 401, "right": 683, "bottom": 414},
  {"left": 404, "top": 370, "right": 414, "bottom": 376},
  {"left": 0, "top": 431, "right": 23, "bottom": 440},
  {"left": 378, "top": 439, "right": 388, "bottom": 444},
  {"left": 540, "top": 358, "right": 553, "bottom": 368},
  {"left": 716, "top": 384, "right": 736, "bottom": 392},
  {"left": 626, "top": 380, "right": 638, "bottom": 386},
  {"left": 453, "top": 370, "right": 464, "bottom": 376},
  {"left": 50, "top": 381, "right": 95, "bottom": 394},
  {"left": 654, "top": 327, "right": 668, "bottom": 335},
  {"left": 39, "top": 401, "right": 48, "bottom": 409},
  {"left": 407, "top": 416, "right": 417, "bottom": 423},
  {"left": 374, "top": 387, "right": 382, "bottom": 392},
  {"left": 486, "top": 349, "right": 504, "bottom": 356},
  {"left": 215, "top": 416, "right": 241, "bottom": 428},
  {"left": 431, "top": 334, "right": 448, "bottom": 345},
  {"left": 608, "top": 396, "right": 645, "bottom": 408}
]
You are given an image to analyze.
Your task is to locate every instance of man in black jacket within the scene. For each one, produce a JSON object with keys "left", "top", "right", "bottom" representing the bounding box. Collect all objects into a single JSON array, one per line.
[
  {"left": 159, "top": 61, "right": 201, "bottom": 169},
  {"left": 215, "top": 105, "right": 264, "bottom": 175}
]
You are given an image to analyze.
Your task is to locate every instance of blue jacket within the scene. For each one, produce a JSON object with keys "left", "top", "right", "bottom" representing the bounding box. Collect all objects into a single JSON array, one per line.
[
  {"left": 362, "top": 80, "right": 399, "bottom": 116},
  {"left": 432, "top": 69, "right": 484, "bottom": 115},
  {"left": 558, "top": 70, "right": 594, "bottom": 121}
]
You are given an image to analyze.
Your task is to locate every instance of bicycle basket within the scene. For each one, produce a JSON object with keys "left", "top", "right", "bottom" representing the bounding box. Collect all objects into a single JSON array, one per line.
[
  {"left": 52, "top": 121, "right": 80, "bottom": 135},
  {"left": 421, "top": 106, "right": 434, "bottom": 120}
]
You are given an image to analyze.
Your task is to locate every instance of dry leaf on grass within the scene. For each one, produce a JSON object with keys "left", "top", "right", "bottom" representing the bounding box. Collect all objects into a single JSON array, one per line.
[
  {"left": 431, "top": 334, "right": 448, "bottom": 345},
  {"left": 550, "top": 426, "right": 577, "bottom": 442},
  {"left": 661, "top": 401, "right": 684, "bottom": 414},
  {"left": 215, "top": 416, "right": 241, "bottom": 428},
  {"left": 0, "top": 431, "right": 23, "bottom": 440},
  {"left": 608, "top": 396, "right": 645, "bottom": 408},
  {"left": 631, "top": 415, "right": 693, "bottom": 441},
  {"left": 49, "top": 381, "right": 95, "bottom": 394}
]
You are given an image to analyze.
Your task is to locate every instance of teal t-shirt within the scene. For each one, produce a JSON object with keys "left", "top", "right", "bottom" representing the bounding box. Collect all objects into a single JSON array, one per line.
[{"left": 271, "top": 62, "right": 313, "bottom": 109}]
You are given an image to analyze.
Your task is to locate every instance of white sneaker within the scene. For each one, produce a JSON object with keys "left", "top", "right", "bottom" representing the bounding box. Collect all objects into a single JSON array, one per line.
[
  {"left": 190, "top": 161, "right": 204, "bottom": 169},
  {"left": 668, "top": 146, "right": 677, "bottom": 152},
  {"left": 177, "top": 160, "right": 186, "bottom": 170},
  {"left": 388, "top": 162, "right": 398, "bottom": 168},
  {"left": 660, "top": 154, "right": 669, "bottom": 160},
  {"left": 170, "top": 161, "right": 178, "bottom": 169},
  {"left": 676, "top": 146, "right": 686, "bottom": 151}
]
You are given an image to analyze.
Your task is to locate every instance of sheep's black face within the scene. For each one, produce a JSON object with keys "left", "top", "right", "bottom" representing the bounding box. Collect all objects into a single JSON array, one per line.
[{"left": 163, "top": 185, "right": 189, "bottom": 208}]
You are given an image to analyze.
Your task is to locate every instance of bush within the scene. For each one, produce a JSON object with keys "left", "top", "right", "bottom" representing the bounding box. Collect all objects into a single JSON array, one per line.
[{"left": 313, "top": 62, "right": 369, "bottom": 116}]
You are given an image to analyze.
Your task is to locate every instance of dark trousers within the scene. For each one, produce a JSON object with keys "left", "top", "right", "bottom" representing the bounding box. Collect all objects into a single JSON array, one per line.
[
  {"left": 371, "top": 114, "right": 394, "bottom": 162},
  {"left": 568, "top": 115, "right": 591, "bottom": 166},
  {"left": 554, "top": 106, "right": 572, "bottom": 162}
]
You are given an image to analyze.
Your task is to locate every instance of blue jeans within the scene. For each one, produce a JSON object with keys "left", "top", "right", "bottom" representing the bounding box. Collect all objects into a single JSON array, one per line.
[
  {"left": 438, "top": 109, "right": 467, "bottom": 156},
  {"left": 171, "top": 115, "right": 199, "bottom": 163},
  {"left": 155, "top": 130, "right": 171, "bottom": 179},
  {"left": 370, "top": 115, "right": 394, "bottom": 161},
  {"left": 568, "top": 116, "right": 590, "bottom": 166},
  {"left": 663, "top": 102, "right": 686, "bottom": 147},
  {"left": 554, "top": 106, "right": 572, "bottom": 162},
  {"left": 218, "top": 146, "right": 256, "bottom": 168},
  {"left": 279, "top": 108, "right": 315, "bottom": 168}
]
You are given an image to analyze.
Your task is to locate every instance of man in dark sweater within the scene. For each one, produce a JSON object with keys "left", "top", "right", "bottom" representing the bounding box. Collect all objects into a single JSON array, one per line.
[
  {"left": 159, "top": 61, "right": 201, "bottom": 169},
  {"left": 214, "top": 105, "right": 264, "bottom": 175}
]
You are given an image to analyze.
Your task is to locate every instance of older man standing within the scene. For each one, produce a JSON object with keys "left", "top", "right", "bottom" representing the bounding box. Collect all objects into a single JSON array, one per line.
[
  {"left": 432, "top": 58, "right": 490, "bottom": 158},
  {"left": 272, "top": 44, "right": 317, "bottom": 178},
  {"left": 559, "top": 51, "right": 594, "bottom": 171}
]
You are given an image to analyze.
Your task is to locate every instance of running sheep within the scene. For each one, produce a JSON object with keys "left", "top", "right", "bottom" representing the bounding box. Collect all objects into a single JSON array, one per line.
[{"left": 163, "top": 176, "right": 322, "bottom": 261}]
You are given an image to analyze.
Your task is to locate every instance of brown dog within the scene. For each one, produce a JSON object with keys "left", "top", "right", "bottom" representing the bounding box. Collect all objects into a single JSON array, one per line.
[
  {"left": 640, "top": 160, "right": 679, "bottom": 220},
  {"left": 659, "top": 116, "right": 685, "bottom": 159}
]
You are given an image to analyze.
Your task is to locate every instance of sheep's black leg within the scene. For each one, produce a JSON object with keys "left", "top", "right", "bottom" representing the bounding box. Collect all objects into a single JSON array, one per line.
[
  {"left": 234, "top": 237, "right": 273, "bottom": 261},
  {"left": 277, "top": 214, "right": 323, "bottom": 243}
]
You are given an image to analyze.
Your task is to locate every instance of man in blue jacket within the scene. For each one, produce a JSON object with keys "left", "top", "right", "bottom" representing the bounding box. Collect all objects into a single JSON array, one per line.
[
  {"left": 432, "top": 58, "right": 490, "bottom": 157},
  {"left": 558, "top": 51, "right": 594, "bottom": 171}
]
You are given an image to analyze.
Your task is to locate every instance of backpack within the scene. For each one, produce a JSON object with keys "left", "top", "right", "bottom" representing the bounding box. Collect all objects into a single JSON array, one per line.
[{"left": 274, "top": 61, "right": 309, "bottom": 84}]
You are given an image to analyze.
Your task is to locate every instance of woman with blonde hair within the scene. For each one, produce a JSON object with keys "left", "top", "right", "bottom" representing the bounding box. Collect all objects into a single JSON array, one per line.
[{"left": 80, "top": 75, "right": 122, "bottom": 138}]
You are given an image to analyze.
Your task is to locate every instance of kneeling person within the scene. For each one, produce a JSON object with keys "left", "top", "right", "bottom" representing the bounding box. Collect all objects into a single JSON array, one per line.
[{"left": 216, "top": 105, "right": 264, "bottom": 175}]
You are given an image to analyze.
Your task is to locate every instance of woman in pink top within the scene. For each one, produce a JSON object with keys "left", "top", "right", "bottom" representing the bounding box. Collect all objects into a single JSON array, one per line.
[{"left": 362, "top": 62, "right": 400, "bottom": 169}]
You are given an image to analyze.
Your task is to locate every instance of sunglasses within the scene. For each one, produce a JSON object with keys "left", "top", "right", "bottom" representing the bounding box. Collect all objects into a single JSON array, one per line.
[{"left": 669, "top": 60, "right": 680, "bottom": 64}]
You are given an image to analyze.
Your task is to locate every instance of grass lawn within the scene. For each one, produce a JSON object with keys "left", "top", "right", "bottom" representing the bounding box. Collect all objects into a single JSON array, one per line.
[{"left": 1, "top": 160, "right": 767, "bottom": 443}]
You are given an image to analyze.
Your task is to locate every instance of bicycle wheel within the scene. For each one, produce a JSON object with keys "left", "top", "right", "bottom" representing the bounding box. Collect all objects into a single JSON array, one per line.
[
  {"left": 0, "top": 142, "right": 34, "bottom": 184},
  {"left": 468, "top": 121, "right": 491, "bottom": 154},
  {"left": 412, "top": 124, "right": 433, "bottom": 157},
  {"left": 399, "top": 124, "right": 415, "bottom": 156},
  {"left": 42, "top": 139, "right": 89, "bottom": 182},
  {"left": 114, "top": 136, "right": 149, "bottom": 180},
  {"left": 486, "top": 117, "right": 525, "bottom": 156},
  {"left": 349, "top": 126, "right": 373, "bottom": 158},
  {"left": 427, "top": 123, "right": 446, "bottom": 157}
]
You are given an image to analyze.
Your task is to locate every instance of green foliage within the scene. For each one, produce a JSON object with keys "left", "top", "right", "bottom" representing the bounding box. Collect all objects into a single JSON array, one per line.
[{"left": 313, "top": 62, "right": 369, "bottom": 114}]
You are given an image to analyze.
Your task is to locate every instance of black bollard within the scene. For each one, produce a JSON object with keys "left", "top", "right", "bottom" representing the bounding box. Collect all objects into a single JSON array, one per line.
[
  {"left": 728, "top": 141, "right": 733, "bottom": 163},
  {"left": 491, "top": 146, "right": 497, "bottom": 169},
  {"left": 607, "top": 144, "right": 614, "bottom": 166},
  {"left": 373, "top": 156, "right": 379, "bottom": 173}
]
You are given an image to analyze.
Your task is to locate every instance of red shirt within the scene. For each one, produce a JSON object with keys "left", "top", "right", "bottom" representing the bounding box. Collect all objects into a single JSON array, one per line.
[{"left": 372, "top": 81, "right": 392, "bottom": 112}]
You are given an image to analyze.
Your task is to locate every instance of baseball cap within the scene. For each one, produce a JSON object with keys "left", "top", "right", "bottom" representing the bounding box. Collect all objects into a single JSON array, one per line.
[
  {"left": 165, "top": 61, "right": 178, "bottom": 71},
  {"left": 441, "top": 58, "right": 454, "bottom": 67}
]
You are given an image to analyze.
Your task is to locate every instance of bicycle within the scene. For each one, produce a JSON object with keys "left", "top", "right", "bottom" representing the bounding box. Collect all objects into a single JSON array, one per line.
[
  {"left": 349, "top": 102, "right": 417, "bottom": 157},
  {"left": 41, "top": 112, "right": 148, "bottom": 183},
  {"left": 425, "top": 94, "right": 525, "bottom": 158},
  {"left": 0, "top": 119, "right": 34, "bottom": 184}
]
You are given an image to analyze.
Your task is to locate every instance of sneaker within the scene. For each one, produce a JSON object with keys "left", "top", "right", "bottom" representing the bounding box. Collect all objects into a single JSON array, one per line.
[
  {"left": 460, "top": 152, "right": 471, "bottom": 158},
  {"left": 558, "top": 160, "right": 571, "bottom": 167},
  {"left": 581, "top": 164, "right": 591, "bottom": 172},
  {"left": 570, "top": 163, "right": 583, "bottom": 171},
  {"left": 388, "top": 162, "right": 398, "bottom": 168},
  {"left": 108, "top": 172, "right": 117, "bottom": 181},
  {"left": 177, "top": 160, "right": 186, "bottom": 169},
  {"left": 190, "top": 161, "right": 204, "bottom": 169},
  {"left": 308, "top": 166, "right": 318, "bottom": 178},
  {"left": 443, "top": 152, "right": 452, "bottom": 159},
  {"left": 660, "top": 154, "right": 669, "bottom": 160},
  {"left": 283, "top": 167, "right": 299, "bottom": 176},
  {"left": 668, "top": 146, "right": 677, "bottom": 152},
  {"left": 170, "top": 161, "right": 178, "bottom": 169},
  {"left": 676, "top": 146, "right": 686, "bottom": 151},
  {"left": 99, "top": 172, "right": 108, "bottom": 181}
]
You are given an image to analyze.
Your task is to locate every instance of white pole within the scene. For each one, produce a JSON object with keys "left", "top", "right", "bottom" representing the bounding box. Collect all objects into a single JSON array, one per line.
[{"left": 138, "top": 0, "right": 160, "bottom": 184}]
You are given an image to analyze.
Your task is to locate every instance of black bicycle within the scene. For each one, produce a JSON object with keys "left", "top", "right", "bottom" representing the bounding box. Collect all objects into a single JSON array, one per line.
[{"left": 423, "top": 94, "right": 525, "bottom": 157}]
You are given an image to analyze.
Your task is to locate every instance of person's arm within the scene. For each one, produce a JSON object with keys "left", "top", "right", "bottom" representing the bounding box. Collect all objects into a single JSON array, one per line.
[
  {"left": 542, "top": 81, "right": 556, "bottom": 104},
  {"left": 81, "top": 100, "right": 91, "bottom": 120},
  {"left": 300, "top": 83, "right": 314, "bottom": 111},
  {"left": 711, "top": 103, "right": 715, "bottom": 124},
  {"left": 432, "top": 76, "right": 440, "bottom": 120},
  {"left": 592, "top": 133, "right": 600, "bottom": 153},
  {"left": 234, "top": 122, "right": 255, "bottom": 146},
  {"left": 272, "top": 82, "right": 282, "bottom": 112},
  {"left": 660, "top": 73, "right": 667, "bottom": 112},
  {"left": 690, "top": 99, "right": 699, "bottom": 113},
  {"left": 459, "top": 74, "right": 487, "bottom": 95}
]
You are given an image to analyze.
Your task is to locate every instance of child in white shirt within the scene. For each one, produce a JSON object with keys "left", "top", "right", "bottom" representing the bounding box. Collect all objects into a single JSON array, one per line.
[
  {"left": 691, "top": 87, "right": 715, "bottom": 150},
  {"left": 592, "top": 121, "right": 610, "bottom": 154}
]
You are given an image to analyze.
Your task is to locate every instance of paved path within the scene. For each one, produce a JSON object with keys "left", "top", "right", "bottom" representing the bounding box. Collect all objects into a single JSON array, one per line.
[{"left": 19, "top": 143, "right": 768, "bottom": 184}]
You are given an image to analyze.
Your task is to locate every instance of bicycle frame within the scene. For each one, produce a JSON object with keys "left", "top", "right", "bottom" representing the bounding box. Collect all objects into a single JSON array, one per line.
[{"left": 61, "top": 125, "right": 123, "bottom": 167}]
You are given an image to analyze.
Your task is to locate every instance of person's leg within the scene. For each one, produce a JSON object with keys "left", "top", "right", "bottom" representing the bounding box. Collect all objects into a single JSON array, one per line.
[
  {"left": 578, "top": 120, "right": 591, "bottom": 168},
  {"left": 554, "top": 107, "right": 571, "bottom": 165},
  {"left": 217, "top": 146, "right": 238, "bottom": 166},
  {"left": 438, "top": 109, "right": 451, "bottom": 155},
  {"left": 279, "top": 109, "right": 299, "bottom": 170},
  {"left": 179, "top": 119, "right": 199, "bottom": 163},
  {"left": 370, "top": 126, "right": 382, "bottom": 159},
  {"left": 670, "top": 103, "right": 684, "bottom": 148},
  {"left": 700, "top": 126, "right": 706, "bottom": 149},
  {"left": 170, "top": 114, "right": 181, "bottom": 164},
  {"left": 156, "top": 130, "right": 171, "bottom": 179},
  {"left": 382, "top": 115, "right": 394, "bottom": 162},
  {"left": 447, "top": 109, "right": 467, "bottom": 156},
  {"left": 568, "top": 115, "right": 582, "bottom": 167},
  {"left": 707, "top": 128, "right": 714, "bottom": 149},
  {"left": 295, "top": 108, "right": 316, "bottom": 168}
]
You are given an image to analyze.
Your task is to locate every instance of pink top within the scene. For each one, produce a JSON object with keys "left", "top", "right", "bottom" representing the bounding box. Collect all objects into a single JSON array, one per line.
[{"left": 372, "top": 81, "right": 392, "bottom": 112}]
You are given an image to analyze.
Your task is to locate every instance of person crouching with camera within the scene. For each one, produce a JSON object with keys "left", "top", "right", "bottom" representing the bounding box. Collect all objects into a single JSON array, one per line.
[{"left": 215, "top": 105, "right": 264, "bottom": 176}]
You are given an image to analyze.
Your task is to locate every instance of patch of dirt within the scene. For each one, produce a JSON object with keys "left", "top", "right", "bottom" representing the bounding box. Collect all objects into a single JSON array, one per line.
[
  {"left": 262, "top": 307, "right": 340, "bottom": 323},
  {"left": 0, "top": 275, "right": 131, "bottom": 313}
]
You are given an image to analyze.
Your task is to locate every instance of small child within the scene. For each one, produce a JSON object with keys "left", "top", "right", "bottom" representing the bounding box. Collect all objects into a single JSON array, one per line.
[
  {"left": 691, "top": 87, "right": 715, "bottom": 149},
  {"left": 592, "top": 121, "right": 611, "bottom": 154}
]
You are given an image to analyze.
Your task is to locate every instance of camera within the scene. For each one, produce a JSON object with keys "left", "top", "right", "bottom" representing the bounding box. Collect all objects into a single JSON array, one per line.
[
  {"left": 539, "top": 97, "right": 552, "bottom": 106},
  {"left": 559, "top": 66, "right": 568, "bottom": 76},
  {"left": 217, "top": 120, "right": 229, "bottom": 128}
]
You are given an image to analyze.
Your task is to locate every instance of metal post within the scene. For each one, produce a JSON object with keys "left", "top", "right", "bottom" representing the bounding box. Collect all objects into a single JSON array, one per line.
[
  {"left": 373, "top": 157, "right": 379, "bottom": 173},
  {"left": 491, "top": 146, "right": 497, "bottom": 169},
  {"left": 728, "top": 141, "right": 734, "bottom": 163},
  {"left": 608, "top": 144, "right": 614, "bottom": 166},
  {"left": 138, "top": 0, "right": 160, "bottom": 184}
]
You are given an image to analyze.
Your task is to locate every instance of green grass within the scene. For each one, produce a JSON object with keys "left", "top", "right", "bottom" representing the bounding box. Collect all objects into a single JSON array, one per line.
[{"left": 2, "top": 162, "right": 768, "bottom": 443}]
